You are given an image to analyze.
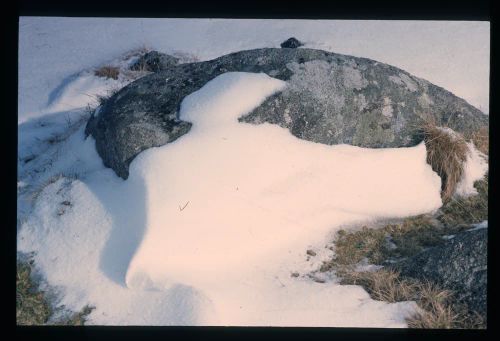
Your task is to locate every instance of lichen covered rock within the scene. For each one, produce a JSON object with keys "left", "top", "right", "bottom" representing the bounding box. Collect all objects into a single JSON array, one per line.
[{"left": 86, "top": 48, "right": 488, "bottom": 179}]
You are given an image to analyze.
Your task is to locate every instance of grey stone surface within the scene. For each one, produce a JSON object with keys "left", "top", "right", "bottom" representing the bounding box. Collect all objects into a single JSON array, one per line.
[
  {"left": 393, "top": 228, "right": 487, "bottom": 316},
  {"left": 85, "top": 48, "right": 488, "bottom": 179},
  {"left": 130, "top": 51, "right": 179, "bottom": 72}
]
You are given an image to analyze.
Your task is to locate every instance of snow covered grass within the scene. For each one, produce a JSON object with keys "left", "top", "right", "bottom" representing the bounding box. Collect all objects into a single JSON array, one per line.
[
  {"left": 323, "top": 227, "right": 486, "bottom": 328},
  {"left": 319, "top": 176, "right": 488, "bottom": 328},
  {"left": 17, "top": 257, "right": 94, "bottom": 325},
  {"left": 320, "top": 215, "right": 441, "bottom": 273},
  {"left": 438, "top": 177, "right": 488, "bottom": 228},
  {"left": 342, "top": 270, "right": 485, "bottom": 329},
  {"left": 16, "top": 259, "right": 51, "bottom": 325}
]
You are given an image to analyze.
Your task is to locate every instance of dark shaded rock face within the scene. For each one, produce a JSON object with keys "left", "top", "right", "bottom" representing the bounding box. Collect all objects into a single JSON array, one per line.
[
  {"left": 130, "top": 51, "right": 179, "bottom": 72},
  {"left": 86, "top": 48, "right": 488, "bottom": 179},
  {"left": 280, "top": 37, "right": 303, "bottom": 48},
  {"left": 393, "top": 228, "right": 487, "bottom": 316}
]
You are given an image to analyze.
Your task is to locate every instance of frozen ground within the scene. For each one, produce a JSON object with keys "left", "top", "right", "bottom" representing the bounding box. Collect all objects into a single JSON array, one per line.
[{"left": 17, "top": 18, "right": 489, "bottom": 326}]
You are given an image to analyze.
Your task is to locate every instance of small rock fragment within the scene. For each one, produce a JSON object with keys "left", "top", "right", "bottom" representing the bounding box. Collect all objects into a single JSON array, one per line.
[
  {"left": 306, "top": 249, "right": 317, "bottom": 257},
  {"left": 280, "top": 37, "right": 303, "bottom": 49}
]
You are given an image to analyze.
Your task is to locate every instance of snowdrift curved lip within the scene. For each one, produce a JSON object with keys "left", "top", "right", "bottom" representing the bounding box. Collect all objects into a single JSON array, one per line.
[
  {"left": 122, "top": 72, "right": 443, "bottom": 295},
  {"left": 85, "top": 47, "right": 488, "bottom": 180}
]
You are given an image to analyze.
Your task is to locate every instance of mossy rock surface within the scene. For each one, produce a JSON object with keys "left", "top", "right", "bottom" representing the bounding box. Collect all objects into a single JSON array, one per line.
[{"left": 86, "top": 48, "right": 488, "bottom": 179}]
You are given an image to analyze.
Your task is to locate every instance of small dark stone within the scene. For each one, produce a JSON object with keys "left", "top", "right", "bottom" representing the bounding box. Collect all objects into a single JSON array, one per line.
[
  {"left": 310, "top": 276, "right": 326, "bottom": 283},
  {"left": 280, "top": 37, "right": 303, "bottom": 49},
  {"left": 306, "top": 249, "right": 317, "bottom": 257},
  {"left": 291, "top": 272, "right": 300, "bottom": 278}
]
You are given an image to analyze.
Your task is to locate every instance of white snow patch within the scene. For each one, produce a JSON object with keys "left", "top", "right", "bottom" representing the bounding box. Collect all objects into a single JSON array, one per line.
[
  {"left": 18, "top": 71, "right": 444, "bottom": 326},
  {"left": 382, "top": 97, "right": 393, "bottom": 117},
  {"left": 45, "top": 73, "right": 116, "bottom": 114},
  {"left": 455, "top": 142, "right": 488, "bottom": 197},
  {"left": 354, "top": 258, "right": 385, "bottom": 273},
  {"left": 467, "top": 220, "right": 488, "bottom": 232}
]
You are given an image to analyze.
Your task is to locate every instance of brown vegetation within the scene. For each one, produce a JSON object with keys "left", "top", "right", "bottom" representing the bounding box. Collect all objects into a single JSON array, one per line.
[
  {"left": 420, "top": 122, "right": 469, "bottom": 202},
  {"left": 94, "top": 65, "right": 120, "bottom": 80}
]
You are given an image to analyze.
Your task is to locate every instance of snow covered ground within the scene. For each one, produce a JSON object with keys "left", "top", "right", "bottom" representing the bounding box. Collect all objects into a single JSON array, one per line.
[
  {"left": 17, "top": 18, "right": 489, "bottom": 326},
  {"left": 19, "top": 18, "right": 490, "bottom": 123}
]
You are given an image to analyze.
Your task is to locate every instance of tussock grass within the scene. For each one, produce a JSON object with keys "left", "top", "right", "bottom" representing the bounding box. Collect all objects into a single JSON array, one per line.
[
  {"left": 437, "top": 176, "right": 488, "bottom": 228},
  {"left": 321, "top": 195, "right": 488, "bottom": 329},
  {"left": 94, "top": 65, "right": 120, "bottom": 80},
  {"left": 420, "top": 122, "right": 469, "bottom": 202},
  {"left": 17, "top": 261, "right": 52, "bottom": 325},
  {"left": 321, "top": 214, "right": 445, "bottom": 273},
  {"left": 338, "top": 268, "right": 474, "bottom": 328},
  {"left": 384, "top": 215, "right": 443, "bottom": 258},
  {"left": 17, "top": 258, "right": 94, "bottom": 325},
  {"left": 335, "top": 267, "right": 485, "bottom": 329},
  {"left": 465, "top": 127, "right": 489, "bottom": 155},
  {"left": 339, "top": 269, "right": 419, "bottom": 302}
]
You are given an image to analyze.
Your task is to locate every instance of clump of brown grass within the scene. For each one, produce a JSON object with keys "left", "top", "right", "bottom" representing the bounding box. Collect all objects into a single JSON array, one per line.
[
  {"left": 421, "top": 122, "right": 469, "bottom": 202},
  {"left": 319, "top": 212, "right": 488, "bottom": 328},
  {"left": 338, "top": 268, "right": 484, "bottom": 329},
  {"left": 321, "top": 215, "right": 444, "bottom": 273},
  {"left": 406, "top": 283, "right": 485, "bottom": 329},
  {"left": 437, "top": 176, "right": 488, "bottom": 228},
  {"left": 322, "top": 227, "right": 388, "bottom": 270},
  {"left": 94, "top": 65, "right": 120, "bottom": 80},
  {"left": 465, "top": 126, "right": 489, "bottom": 155},
  {"left": 339, "top": 269, "right": 419, "bottom": 302},
  {"left": 384, "top": 215, "right": 443, "bottom": 257}
]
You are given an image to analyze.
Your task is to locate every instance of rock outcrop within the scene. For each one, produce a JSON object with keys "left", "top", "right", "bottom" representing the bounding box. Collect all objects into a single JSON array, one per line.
[
  {"left": 393, "top": 228, "right": 487, "bottom": 316},
  {"left": 85, "top": 48, "right": 488, "bottom": 179}
]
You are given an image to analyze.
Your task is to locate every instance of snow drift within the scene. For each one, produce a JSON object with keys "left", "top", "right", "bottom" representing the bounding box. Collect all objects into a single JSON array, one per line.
[
  {"left": 124, "top": 72, "right": 443, "bottom": 293},
  {"left": 17, "top": 67, "right": 486, "bottom": 326}
]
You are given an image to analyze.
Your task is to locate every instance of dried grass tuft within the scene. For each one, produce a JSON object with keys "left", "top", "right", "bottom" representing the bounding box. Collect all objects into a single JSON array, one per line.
[
  {"left": 420, "top": 122, "right": 469, "bottom": 202},
  {"left": 94, "top": 66, "right": 120, "bottom": 80}
]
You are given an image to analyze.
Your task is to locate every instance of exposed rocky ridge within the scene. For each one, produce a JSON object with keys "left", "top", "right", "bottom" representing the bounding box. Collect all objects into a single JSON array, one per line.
[
  {"left": 392, "top": 227, "right": 487, "bottom": 317},
  {"left": 85, "top": 48, "right": 488, "bottom": 179}
]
